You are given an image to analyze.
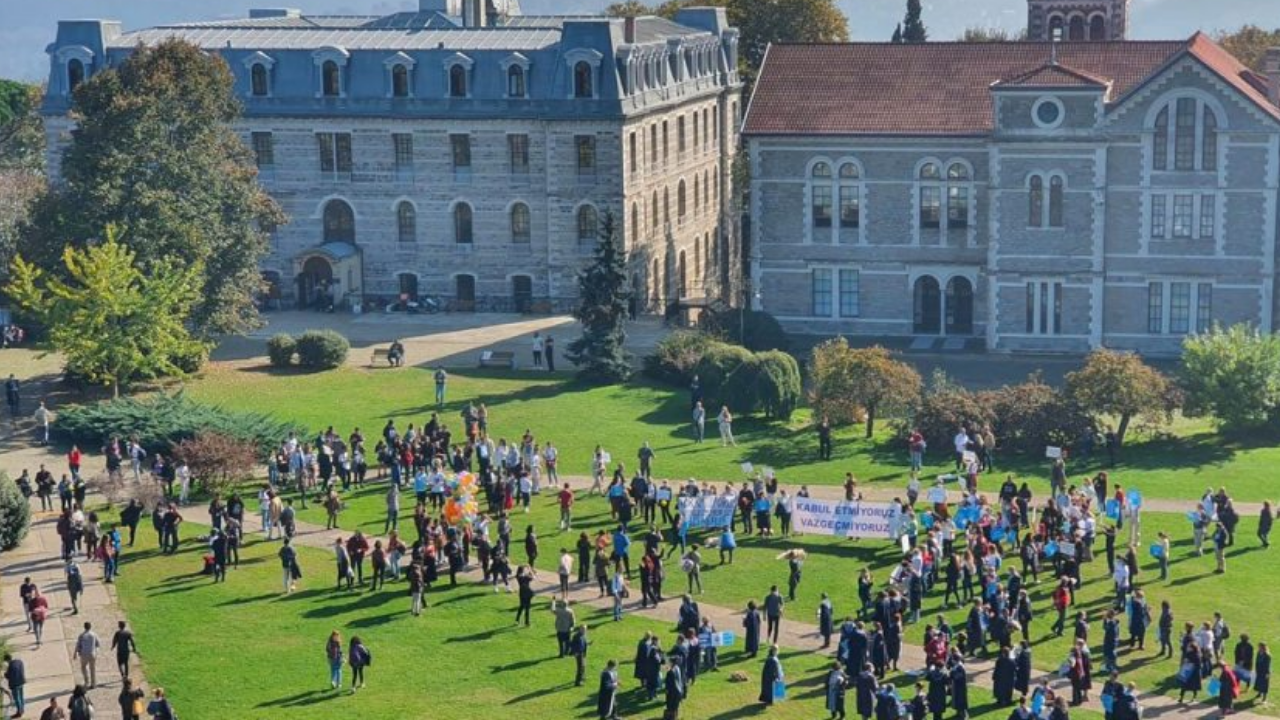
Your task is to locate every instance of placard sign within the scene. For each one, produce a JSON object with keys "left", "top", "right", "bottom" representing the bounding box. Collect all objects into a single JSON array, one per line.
[
  {"left": 678, "top": 495, "right": 738, "bottom": 530},
  {"left": 791, "top": 499, "right": 902, "bottom": 540}
]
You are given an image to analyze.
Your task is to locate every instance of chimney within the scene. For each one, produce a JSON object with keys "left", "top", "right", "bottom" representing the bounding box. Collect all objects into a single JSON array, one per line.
[
  {"left": 624, "top": 16, "right": 636, "bottom": 44},
  {"left": 1265, "top": 47, "right": 1280, "bottom": 109}
]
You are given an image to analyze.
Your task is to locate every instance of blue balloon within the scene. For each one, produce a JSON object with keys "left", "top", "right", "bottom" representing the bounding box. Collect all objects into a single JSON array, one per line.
[
  {"left": 1208, "top": 678, "right": 1221, "bottom": 697},
  {"left": 1105, "top": 499, "right": 1121, "bottom": 520},
  {"left": 1101, "top": 695, "right": 1114, "bottom": 713},
  {"left": 1044, "top": 541, "right": 1059, "bottom": 558},
  {"left": 1128, "top": 490, "right": 1143, "bottom": 509},
  {"left": 1187, "top": 511, "right": 1201, "bottom": 524},
  {"left": 990, "top": 527, "right": 1005, "bottom": 542},
  {"left": 1149, "top": 543, "right": 1164, "bottom": 559},
  {"left": 920, "top": 512, "right": 934, "bottom": 529}
]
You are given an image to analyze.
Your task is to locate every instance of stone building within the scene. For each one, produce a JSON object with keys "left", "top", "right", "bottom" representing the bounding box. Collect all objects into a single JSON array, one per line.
[
  {"left": 743, "top": 3, "right": 1280, "bottom": 355},
  {"left": 40, "top": 1, "right": 742, "bottom": 313}
]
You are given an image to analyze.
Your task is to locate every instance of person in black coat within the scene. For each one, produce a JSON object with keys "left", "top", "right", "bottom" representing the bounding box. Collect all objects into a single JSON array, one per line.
[
  {"left": 819, "top": 594, "right": 835, "bottom": 649},
  {"left": 597, "top": 660, "right": 620, "bottom": 720},
  {"left": 1256, "top": 642, "right": 1272, "bottom": 702},
  {"left": 1014, "top": 642, "right": 1032, "bottom": 697},
  {"left": 949, "top": 656, "right": 970, "bottom": 720},
  {"left": 827, "top": 662, "right": 850, "bottom": 719},
  {"left": 743, "top": 601, "right": 762, "bottom": 658},
  {"left": 856, "top": 663, "right": 878, "bottom": 720},
  {"left": 634, "top": 633, "right": 652, "bottom": 685},
  {"left": 760, "top": 645, "right": 783, "bottom": 705},
  {"left": 664, "top": 658, "right": 686, "bottom": 718},
  {"left": 909, "top": 683, "right": 929, "bottom": 720},
  {"left": 926, "top": 664, "right": 949, "bottom": 720},
  {"left": 965, "top": 602, "right": 984, "bottom": 656},
  {"left": 850, "top": 623, "right": 869, "bottom": 674},
  {"left": 875, "top": 684, "right": 901, "bottom": 720},
  {"left": 870, "top": 624, "right": 888, "bottom": 678},
  {"left": 993, "top": 646, "right": 1016, "bottom": 706},
  {"left": 1236, "top": 634, "right": 1256, "bottom": 690}
]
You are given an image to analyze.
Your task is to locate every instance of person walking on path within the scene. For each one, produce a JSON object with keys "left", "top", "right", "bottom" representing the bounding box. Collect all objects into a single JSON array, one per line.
[
  {"left": 717, "top": 406, "right": 736, "bottom": 446},
  {"left": 4, "top": 654, "right": 25, "bottom": 719},
  {"left": 558, "top": 549, "right": 574, "bottom": 599},
  {"left": 72, "top": 622, "right": 100, "bottom": 689},
  {"left": 326, "top": 631, "right": 343, "bottom": 690},
  {"left": 111, "top": 621, "right": 138, "bottom": 680},
  {"left": 27, "top": 588, "right": 48, "bottom": 648},
  {"left": 67, "top": 685, "right": 92, "bottom": 720},
  {"left": 65, "top": 561, "right": 83, "bottom": 615},
  {"left": 32, "top": 401, "right": 51, "bottom": 445},
  {"left": 765, "top": 585, "right": 785, "bottom": 644},
  {"left": 145, "top": 689, "right": 175, "bottom": 720},
  {"left": 5, "top": 374, "right": 20, "bottom": 418},
  {"left": 118, "top": 678, "right": 144, "bottom": 720}
]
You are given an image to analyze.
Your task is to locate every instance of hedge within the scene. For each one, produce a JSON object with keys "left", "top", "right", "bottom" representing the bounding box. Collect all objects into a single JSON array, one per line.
[
  {"left": 266, "top": 333, "right": 297, "bottom": 368},
  {"left": 295, "top": 329, "right": 350, "bottom": 369}
]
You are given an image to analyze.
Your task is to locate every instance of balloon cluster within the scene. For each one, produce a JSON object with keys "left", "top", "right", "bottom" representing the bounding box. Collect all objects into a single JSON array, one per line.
[{"left": 443, "top": 471, "right": 479, "bottom": 526}]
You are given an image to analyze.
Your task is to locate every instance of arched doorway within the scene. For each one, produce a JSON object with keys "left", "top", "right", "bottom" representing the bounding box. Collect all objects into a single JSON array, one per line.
[
  {"left": 913, "top": 276, "right": 941, "bottom": 334},
  {"left": 298, "top": 256, "right": 334, "bottom": 309},
  {"left": 398, "top": 273, "right": 419, "bottom": 299},
  {"left": 945, "top": 277, "right": 974, "bottom": 335},
  {"left": 512, "top": 275, "right": 533, "bottom": 313}
]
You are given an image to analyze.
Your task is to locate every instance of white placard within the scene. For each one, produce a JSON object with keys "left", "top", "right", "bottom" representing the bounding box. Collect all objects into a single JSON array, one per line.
[
  {"left": 790, "top": 499, "right": 901, "bottom": 540},
  {"left": 927, "top": 487, "right": 948, "bottom": 504},
  {"left": 740, "top": 462, "right": 754, "bottom": 474},
  {"left": 1045, "top": 446, "right": 1062, "bottom": 459}
]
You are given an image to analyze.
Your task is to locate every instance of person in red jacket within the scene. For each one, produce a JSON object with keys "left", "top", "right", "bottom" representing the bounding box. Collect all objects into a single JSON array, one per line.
[{"left": 1218, "top": 663, "right": 1241, "bottom": 718}]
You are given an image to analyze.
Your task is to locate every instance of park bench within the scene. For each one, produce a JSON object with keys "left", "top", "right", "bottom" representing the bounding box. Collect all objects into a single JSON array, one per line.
[
  {"left": 371, "top": 347, "right": 396, "bottom": 367},
  {"left": 478, "top": 350, "right": 516, "bottom": 369}
]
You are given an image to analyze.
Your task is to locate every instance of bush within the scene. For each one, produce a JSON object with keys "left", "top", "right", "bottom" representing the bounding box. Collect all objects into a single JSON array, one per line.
[
  {"left": 987, "top": 375, "right": 1093, "bottom": 454},
  {"left": 753, "top": 350, "right": 803, "bottom": 420},
  {"left": 693, "top": 343, "right": 755, "bottom": 407},
  {"left": 698, "top": 308, "right": 790, "bottom": 352},
  {"left": 174, "top": 432, "right": 260, "bottom": 498},
  {"left": 56, "top": 392, "right": 302, "bottom": 456},
  {"left": 266, "top": 333, "right": 297, "bottom": 368},
  {"left": 1180, "top": 324, "right": 1280, "bottom": 431},
  {"left": 642, "top": 330, "right": 716, "bottom": 385},
  {"left": 905, "top": 370, "right": 996, "bottom": 452},
  {"left": 0, "top": 472, "right": 31, "bottom": 550},
  {"left": 294, "top": 329, "right": 350, "bottom": 369}
]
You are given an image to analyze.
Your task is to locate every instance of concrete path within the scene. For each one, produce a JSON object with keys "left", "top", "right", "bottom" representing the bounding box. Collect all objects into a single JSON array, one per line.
[
  {"left": 0, "top": 510, "right": 143, "bottom": 717},
  {"left": 274, "top": 504, "right": 1250, "bottom": 720}
]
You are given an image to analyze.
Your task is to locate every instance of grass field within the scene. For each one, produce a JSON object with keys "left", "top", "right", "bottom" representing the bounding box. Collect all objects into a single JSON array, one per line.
[
  {"left": 113, "top": 524, "right": 1103, "bottom": 720},
  {"left": 187, "top": 364, "right": 1280, "bottom": 502}
]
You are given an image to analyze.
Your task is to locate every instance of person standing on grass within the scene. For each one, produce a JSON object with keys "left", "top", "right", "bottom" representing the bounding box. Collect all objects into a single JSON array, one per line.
[
  {"left": 407, "top": 561, "right": 425, "bottom": 616},
  {"left": 764, "top": 585, "right": 784, "bottom": 644},
  {"left": 554, "top": 600, "right": 577, "bottom": 657},
  {"left": 1260, "top": 501, "right": 1273, "bottom": 548},
  {"left": 1256, "top": 643, "right": 1272, "bottom": 703},
  {"left": 348, "top": 636, "right": 371, "bottom": 692},
  {"left": 664, "top": 655, "right": 686, "bottom": 720},
  {"left": 111, "top": 621, "right": 137, "bottom": 680},
  {"left": 683, "top": 545, "right": 703, "bottom": 594},
  {"left": 556, "top": 548, "right": 573, "bottom": 599},
  {"left": 638, "top": 441, "right": 655, "bottom": 479},
  {"left": 434, "top": 368, "right": 448, "bottom": 408},
  {"left": 717, "top": 406, "right": 736, "bottom": 446},
  {"left": 515, "top": 565, "right": 536, "bottom": 626},
  {"left": 691, "top": 402, "right": 706, "bottom": 443},
  {"left": 384, "top": 482, "right": 400, "bottom": 534},
  {"left": 598, "top": 659, "right": 621, "bottom": 720},
  {"left": 279, "top": 538, "right": 300, "bottom": 594},
  {"left": 817, "top": 415, "right": 833, "bottom": 461},
  {"left": 610, "top": 563, "right": 628, "bottom": 621},
  {"left": 570, "top": 624, "right": 589, "bottom": 686},
  {"left": 370, "top": 541, "right": 387, "bottom": 592},
  {"left": 759, "top": 645, "right": 784, "bottom": 706},
  {"left": 1213, "top": 522, "right": 1229, "bottom": 573},
  {"left": 325, "top": 631, "right": 343, "bottom": 690},
  {"left": 1218, "top": 663, "right": 1241, "bottom": 718}
]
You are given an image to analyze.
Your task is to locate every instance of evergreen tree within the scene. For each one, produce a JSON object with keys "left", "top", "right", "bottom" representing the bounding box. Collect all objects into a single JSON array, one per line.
[
  {"left": 892, "top": 23, "right": 904, "bottom": 43},
  {"left": 902, "top": 0, "right": 928, "bottom": 43},
  {"left": 566, "top": 212, "right": 632, "bottom": 384}
]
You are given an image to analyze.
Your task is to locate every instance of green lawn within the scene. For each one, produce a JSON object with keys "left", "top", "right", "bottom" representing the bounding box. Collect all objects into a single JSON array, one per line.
[
  {"left": 187, "top": 364, "right": 1280, "bottom": 502},
  {"left": 113, "top": 524, "right": 1098, "bottom": 720}
]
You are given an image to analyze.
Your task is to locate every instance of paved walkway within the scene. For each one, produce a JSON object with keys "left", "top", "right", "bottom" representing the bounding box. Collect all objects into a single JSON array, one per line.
[
  {"left": 274, "top": 503, "right": 1249, "bottom": 720},
  {"left": 0, "top": 510, "right": 141, "bottom": 717}
]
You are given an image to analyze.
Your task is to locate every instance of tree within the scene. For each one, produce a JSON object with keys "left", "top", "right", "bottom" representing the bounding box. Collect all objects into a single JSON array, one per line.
[
  {"left": 605, "top": 0, "right": 655, "bottom": 17},
  {"left": 1180, "top": 324, "right": 1280, "bottom": 431},
  {"left": 891, "top": 24, "right": 904, "bottom": 43},
  {"left": 20, "top": 40, "right": 285, "bottom": 336},
  {"left": 1214, "top": 25, "right": 1280, "bottom": 73},
  {"left": 0, "top": 471, "right": 31, "bottom": 551},
  {"left": 809, "top": 339, "right": 922, "bottom": 436},
  {"left": 567, "top": 212, "right": 632, "bottom": 383},
  {"left": 960, "top": 26, "right": 1027, "bottom": 42},
  {"left": 901, "top": 0, "right": 928, "bottom": 43},
  {"left": 1064, "top": 349, "right": 1177, "bottom": 446},
  {"left": 6, "top": 226, "right": 208, "bottom": 397},
  {"left": 0, "top": 81, "right": 44, "bottom": 174},
  {"left": 174, "top": 432, "right": 259, "bottom": 498},
  {"left": 731, "top": 0, "right": 849, "bottom": 76}
]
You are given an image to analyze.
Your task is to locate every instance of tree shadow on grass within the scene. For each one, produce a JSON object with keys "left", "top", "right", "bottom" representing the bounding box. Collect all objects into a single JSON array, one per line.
[
  {"left": 445, "top": 625, "right": 519, "bottom": 643},
  {"left": 504, "top": 680, "right": 576, "bottom": 704},
  {"left": 255, "top": 689, "right": 339, "bottom": 709},
  {"left": 301, "top": 588, "right": 399, "bottom": 618}
]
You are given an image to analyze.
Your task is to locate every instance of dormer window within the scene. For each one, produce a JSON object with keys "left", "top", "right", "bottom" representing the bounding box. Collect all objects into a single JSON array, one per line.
[
  {"left": 564, "top": 49, "right": 604, "bottom": 100},
  {"left": 67, "top": 59, "right": 85, "bottom": 92},
  {"left": 56, "top": 45, "right": 95, "bottom": 97},
  {"left": 443, "top": 53, "right": 475, "bottom": 99},
  {"left": 312, "top": 47, "right": 350, "bottom": 99},
  {"left": 251, "top": 64, "right": 269, "bottom": 96},
  {"left": 392, "top": 65, "right": 409, "bottom": 97},
  {"left": 574, "top": 61, "right": 594, "bottom": 99},
  {"left": 449, "top": 65, "right": 467, "bottom": 97},
  {"left": 508, "top": 66, "right": 526, "bottom": 97},
  {"left": 322, "top": 61, "right": 341, "bottom": 97}
]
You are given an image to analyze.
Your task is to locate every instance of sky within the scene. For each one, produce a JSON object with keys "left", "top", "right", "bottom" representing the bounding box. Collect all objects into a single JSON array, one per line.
[{"left": 0, "top": 0, "right": 1274, "bottom": 83}]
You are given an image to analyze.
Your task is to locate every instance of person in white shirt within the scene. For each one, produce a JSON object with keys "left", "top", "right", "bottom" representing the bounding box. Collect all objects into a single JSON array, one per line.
[
  {"left": 557, "top": 549, "right": 573, "bottom": 598},
  {"left": 543, "top": 442, "right": 559, "bottom": 484},
  {"left": 72, "top": 621, "right": 101, "bottom": 688},
  {"left": 529, "top": 449, "right": 543, "bottom": 494},
  {"left": 128, "top": 441, "right": 147, "bottom": 482},
  {"left": 953, "top": 428, "right": 971, "bottom": 470},
  {"left": 177, "top": 462, "right": 192, "bottom": 505},
  {"left": 1112, "top": 561, "right": 1130, "bottom": 607},
  {"left": 532, "top": 332, "right": 545, "bottom": 369},
  {"left": 717, "top": 406, "right": 736, "bottom": 446},
  {"left": 33, "top": 401, "right": 51, "bottom": 445}
]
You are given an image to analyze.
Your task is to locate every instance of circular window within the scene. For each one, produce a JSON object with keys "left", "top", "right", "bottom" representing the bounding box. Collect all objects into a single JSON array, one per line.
[{"left": 1033, "top": 97, "right": 1064, "bottom": 129}]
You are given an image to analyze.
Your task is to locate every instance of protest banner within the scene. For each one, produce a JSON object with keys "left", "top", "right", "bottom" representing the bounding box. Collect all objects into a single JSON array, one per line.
[
  {"left": 791, "top": 498, "right": 902, "bottom": 540},
  {"left": 678, "top": 494, "right": 739, "bottom": 530}
]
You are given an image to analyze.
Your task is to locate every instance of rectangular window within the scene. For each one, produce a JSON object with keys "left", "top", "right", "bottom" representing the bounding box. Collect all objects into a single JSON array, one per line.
[
  {"left": 662, "top": 121, "right": 669, "bottom": 162},
  {"left": 251, "top": 132, "right": 274, "bottom": 168},
  {"left": 1052, "top": 282, "right": 1063, "bottom": 335},
  {"left": 1199, "top": 195, "right": 1216, "bottom": 239},
  {"left": 450, "top": 134, "right": 471, "bottom": 171},
  {"left": 576, "top": 135, "right": 597, "bottom": 175},
  {"left": 317, "top": 132, "right": 352, "bottom": 177},
  {"left": 1197, "top": 283, "right": 1213, "bottom": 333},
  {"left": 1147, "top": 282, "right": 1163, "bottom": 334},
  {"left": 1025, "top": 283, "right": 1035, "bottom": 334},
  {"left": 947, "top": 186, "right": 969, "bottom": 229},
  {"left": 393, "top": 133, "right": 413, "bottom": 179},
  {"left": 508, "top": 134, "right": 529, "bottom": 175},
  {"left": 812, "top": 268, "right": 832, "bottom": 317},
  {"left": 1174, "top": 98, "right": 1196, "bottom": 171},
  {"left": 920, "top": 187, "right": 941, "bottom": 229},
  {"left": 839, "top": 186, "right": 860, "bottom": 230},
  {"left": 1150, "top": 195, "right": 1167, "bottom": 239},
  {"left": 1169, "top": 281, "right": 1191, "bottom": 333},
  {"left": 1172, "top": 194, "right": 1193, "bottom": 238},
  {"left": 650, "top": 125, "right": 658, "bottom": 166},
  {"left": 678, "top": 116, "right": 686, "bottom": 154},
  {"left": 812, "top": 186, "right": 833, "bottom": 229},
  {"left": 838, "top": 269, "right": 859, "bottom": 317},
  {"left": 628, "top": 132, "right": 637, "bottom": 174}
]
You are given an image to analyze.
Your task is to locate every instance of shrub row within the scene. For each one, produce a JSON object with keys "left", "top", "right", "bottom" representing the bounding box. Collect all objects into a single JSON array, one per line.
[
  {"left": 645, "top": 331, "right": 801, "bottom": 420},
  {"left": 266, "top": 329, "right": 349, "bottom": 369}
]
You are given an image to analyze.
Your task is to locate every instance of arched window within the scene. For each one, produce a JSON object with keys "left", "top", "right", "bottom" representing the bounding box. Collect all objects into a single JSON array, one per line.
[
  {"left": 511, "top": 203, "right": 531, "bottom": 243},
  {"left": 574, "top": 61, "right": 594, "bottom": 99},
  {"left": 678, "top": 180, "right": 687, "bottom": 219},
  {"left": 1088, "top": 15, "right": 1106, "bottom": 40},
  {"left": 507, "top": 65, "right": 526, "bottom": 98},
  {"left": 918, "top": 163, "right": 940, "bottom": 180},
  {"left": 67, "top": 59, "right": 85, "bottom": 93},
  {"left": 918, "top": 163, "right": 942, "bottom": 230},
  {"left": 577, "top": 205, "right": 599, "bottom": 242},
  {"left": 322, "top": 60, "right": 341, "bottom": 97},
  {"left": 449, "top": 64, "right": 468, "bottom": 98},
  {"left": 663, "top": 188, "right": 671, "bottom": 226},
  {"left": 1068, "top": 15, "right": 1086, "bottom": 41},
  {"left": 391, "top": 64, "right": 410, "bottom": 98},
  {"left": 652, "top": 258, "right": 661, "bottom": 302},
  {"left": 703, "top": 170, "right": 711, "bottom": 209},
  {"left": 251, "top": 63, "right": 269, "bottom": 97},
  {"left": 1153, "top": 107, "right": 1169, "bottom": 170},
  {"left": 693, "top": 177, "right": 701, "bottom": 216},
  {"left": 1152, "top": 98, "right": 1221, "bottom": 173},
  {"left": 323, "top": 200, "right": 355, "bottom": 243},
  {"left": 812, "top": 162, "right": 832, "bottom": 179},
  {"left": 631, "top": 202, "right": 640, "bottom": 244},
  {"left": 396, "top": 201, "right": 416, "bottom": 243},
  {"left": 1202, "top": 110, "right": 1218, "bottom": 171},
  {"left": 454, "top": 203, "right": 473, "bottom": 244},
  {"left": 946, "top": 164, "right": 970, "bottom": 230},
  {"left": 1028, "top": 176, "right": 1044, "bottom": 228},
  {"left": 840, "top": 163, "right": 860, "bottom": 179},
  {"left": 838, "top": 163, "right": 861, "bottom": 231},
  {"left": 1049, "top": 15, "right": 1065, "bottom": 40},
  {"left": 1049, "top": 176, "right": 1065, "bottom": 228},
  {"left": 651, "top": 191, "right": 659, "bottom": 230}
]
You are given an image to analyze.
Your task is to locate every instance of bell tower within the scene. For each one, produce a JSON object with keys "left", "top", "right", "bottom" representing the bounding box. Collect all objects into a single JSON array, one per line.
[{"left": 1027, "top": 0, "right": 1130, "bottom": 42}]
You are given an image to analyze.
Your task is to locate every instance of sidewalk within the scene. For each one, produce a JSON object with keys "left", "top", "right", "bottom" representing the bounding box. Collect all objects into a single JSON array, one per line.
[{"left": 0, "top": 511, "right": 143, "bottom": 716}]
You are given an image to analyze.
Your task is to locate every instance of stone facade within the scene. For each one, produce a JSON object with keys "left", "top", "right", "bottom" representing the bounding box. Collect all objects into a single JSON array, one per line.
[{"left": 40, "top": 2, "right": 742, "bottom": 313}]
